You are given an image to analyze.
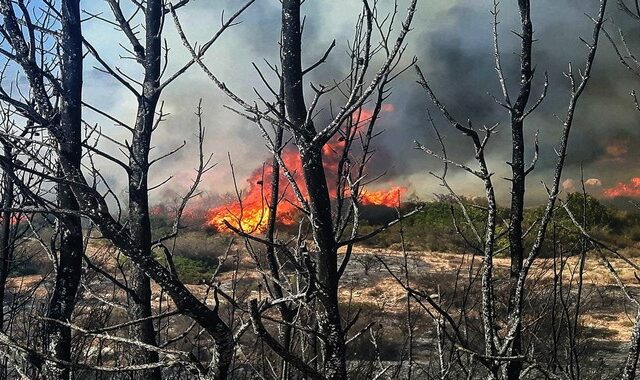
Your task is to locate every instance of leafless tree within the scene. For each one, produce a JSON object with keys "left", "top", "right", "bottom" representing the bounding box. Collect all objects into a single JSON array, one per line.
[
  {"left": 408, "top": 0, "right": 608, "bottom": 378},
  {"left": 0, "top": 0, "right": 254, "bottom": 378},
  {"left": 0, "top": 1, "right": 85, "bottom": 377},
  {"left": 170, "top": 0, "right": 422, "bottom": 378}
]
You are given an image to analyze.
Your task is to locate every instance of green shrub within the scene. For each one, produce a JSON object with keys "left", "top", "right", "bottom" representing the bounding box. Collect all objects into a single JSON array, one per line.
[
  {"left": 357, "top": 198, "right": 507, "bottom": 253},
  {"left": 171, "top": 255, "right": 218, "bottom": 284},
  {"left": 157, "top": 231, "right": 234, "bottom": 283}
]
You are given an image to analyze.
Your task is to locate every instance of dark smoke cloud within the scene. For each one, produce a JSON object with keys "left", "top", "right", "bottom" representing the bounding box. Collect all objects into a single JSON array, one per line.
[
  {"left": 382, "top": 0, "right": 640, "bottom": 202},
  {"left": 81, "top": 0, "right": 640, "bottom": 206}
]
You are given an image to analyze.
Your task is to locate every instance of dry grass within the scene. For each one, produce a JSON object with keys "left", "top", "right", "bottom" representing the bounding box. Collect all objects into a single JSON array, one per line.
[
  {"left": 10, "top": 239, "right": 640, "bottom": 371},
  {"left": 76, "top": 241, "right": 640, "bottom": 343},
  {"left": 337, "top": 247, "right": 640, "bottom": 343}
]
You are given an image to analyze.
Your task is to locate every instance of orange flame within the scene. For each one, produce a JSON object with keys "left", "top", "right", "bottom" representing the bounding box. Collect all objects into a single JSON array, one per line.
[
  {"left": 603, "top": 177, "right": 640, "bottom": 198},
  {"left": 360, "top": 187, "right": 406, "bottom": 207},
  {"left": 207, "top": 106, "right": 404, "bottom": 233}
]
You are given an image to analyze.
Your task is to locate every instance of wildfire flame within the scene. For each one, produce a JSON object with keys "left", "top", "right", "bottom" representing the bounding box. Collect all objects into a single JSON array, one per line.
[
  {"left": 207, "top": 107, "right": 405, "bottom": 233},
  {"left": 603, "top": 177, "right": 640, "bottom": 199},
  {"left": 360, "top": 187, "right": 405, "bottom": 207}
]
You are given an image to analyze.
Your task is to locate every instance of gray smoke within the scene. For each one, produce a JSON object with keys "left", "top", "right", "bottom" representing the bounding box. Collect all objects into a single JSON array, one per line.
[{"left": 81, "top": 0, "right": 640, "bottom": 206}]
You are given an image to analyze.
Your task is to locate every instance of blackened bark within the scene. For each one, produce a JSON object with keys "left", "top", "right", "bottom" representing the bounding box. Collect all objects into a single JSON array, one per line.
[
  {"left": 0, "top": 145, "right": 10, "bottom": 380},
  {"left": 0, "top": 144, "right": 13, "bottom": 329},
  {"left": 281, "top": 2, "right": 346, "bottom": 378},
  {"left": 506, "top": 2, "right": 533, "bottom": 379},
  {"left": 126, "top": 1, "right": 163, "bottom": 377},
  {"left": 44, "top": 1, "right": 84, "bottom": 378},
  {"left": 301, "top": 148, "right": 346, "bottom": 380},
  {"left": 265, "top": 124, "right": 296, "bottom": 379},
  {"left": 282, "top": 0, "right": 315, "bottom": 142},
  {"left": 0, "top": 143, "right": 10, "bottom": 379}
]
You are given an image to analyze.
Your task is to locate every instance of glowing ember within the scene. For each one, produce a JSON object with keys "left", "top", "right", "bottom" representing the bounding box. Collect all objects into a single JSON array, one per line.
[
  {"left": 207, "top": 106, "right": 405, "bottom": 233},
  {"left": 603, "top": 177, "right": 640, "bottom": 198}
]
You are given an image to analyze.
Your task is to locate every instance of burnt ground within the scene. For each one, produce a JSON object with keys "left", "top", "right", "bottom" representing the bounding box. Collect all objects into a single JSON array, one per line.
[{"left": 6, "top": 243, "right": 640, "bottom": 378}]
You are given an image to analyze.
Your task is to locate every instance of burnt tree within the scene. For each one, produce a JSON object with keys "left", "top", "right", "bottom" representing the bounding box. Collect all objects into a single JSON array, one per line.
[
  {"left": 171, "top": 0, "right": 419, "bottom": 378},
  {"left": 0, "top": 1, "right": 85, "bottom": 378}
]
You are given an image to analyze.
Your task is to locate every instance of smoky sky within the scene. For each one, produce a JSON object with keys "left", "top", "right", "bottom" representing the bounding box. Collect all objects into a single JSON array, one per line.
[{"left": 79, "top": 0, "right": 640, "bottom": 206}]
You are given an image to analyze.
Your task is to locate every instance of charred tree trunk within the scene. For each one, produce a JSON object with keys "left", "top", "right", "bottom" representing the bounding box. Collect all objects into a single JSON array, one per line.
[
  {"left": 265, "top": 123, "right": 296, "bottom": 379},
  {"left": 0, "top": 144, "right": 13, "bottom": 329},
  {"left": 44, "top": 1, "right": 84, "bottom": 378},
  {"left": 281, "top": 1, "right": 346, "bottom": 378},
  {"left": 506, "top": 2, "right": 533, "bottom": 379},
  {"left": 126, "top": 0, "right": 163, "bottom": 377},
  {"left": 301, "top": 149, "right": 346, "bottom": 379}
]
